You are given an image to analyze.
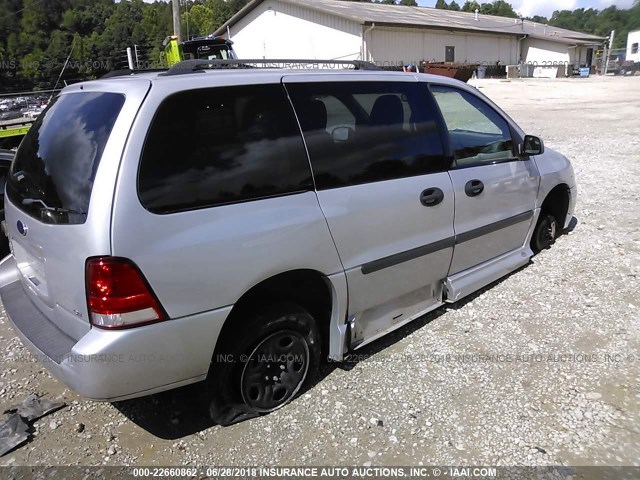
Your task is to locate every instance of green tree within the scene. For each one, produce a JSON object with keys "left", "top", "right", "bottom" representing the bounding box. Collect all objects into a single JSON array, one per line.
[
  {"left": 20, "top": 49, "right": 45, "bottom": 81},
  {"left": 206, "top": 0, "right": 250, "bottom": 31},
  {"left": 62, "top": 1, "right": 114, "bottom": 37},
  {"left": 529, "top": 15, "right": 549, "bottom": 23},
  {"left": 186, "top": 4, "right": 215, "bottom": 37},
  {"left": 490, "top": 0, "right": 517, "bottom": 17},
  {"left": 547, "top": 3, "right": 640, "bottom": 48},
  {"left": 0, "top": 0, "right": 24, "bottom": 43},
  {"left": 435, "top": 0, "right": 448, "bottom": 8},
  {"left": 100, "top": 0, "right": 146, "bottom": 70},
  {"left": 38, "top": 30, "right": 74, "bottom": 88},
  {"left": 448, "top": 1, "right": 461, "bottom": 11},
  {"left": 462, "top": 1, "right": 481, "bottom": 12}
]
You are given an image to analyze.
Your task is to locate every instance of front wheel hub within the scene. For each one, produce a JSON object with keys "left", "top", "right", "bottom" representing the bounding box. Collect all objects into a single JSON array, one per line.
[
  {"left": 545, "top": 220, "right": 557, "bottom": 241},
  {"left": 240, "top": 330, "right": 309, "bottom": 412}
]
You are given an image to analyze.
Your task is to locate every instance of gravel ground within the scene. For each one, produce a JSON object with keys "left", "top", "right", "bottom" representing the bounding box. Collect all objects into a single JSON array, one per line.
[{"left": 0, "top": 75, "right": 638, "bottom": 468}]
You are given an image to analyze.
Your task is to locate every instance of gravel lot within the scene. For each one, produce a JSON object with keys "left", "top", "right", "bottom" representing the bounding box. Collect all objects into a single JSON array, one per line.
[{"left": 0, "top": 75, "right": 638, "bottom": 468}]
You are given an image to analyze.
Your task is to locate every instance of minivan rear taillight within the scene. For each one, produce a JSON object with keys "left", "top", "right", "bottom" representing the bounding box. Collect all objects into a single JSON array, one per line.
[{"left": 86, "top": 257, "right": 167, "bottom": 329}]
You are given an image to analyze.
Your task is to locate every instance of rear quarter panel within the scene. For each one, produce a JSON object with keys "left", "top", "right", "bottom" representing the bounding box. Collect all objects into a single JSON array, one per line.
[{"left": 110, "top": 77, "right": 344, "bottom": 320}]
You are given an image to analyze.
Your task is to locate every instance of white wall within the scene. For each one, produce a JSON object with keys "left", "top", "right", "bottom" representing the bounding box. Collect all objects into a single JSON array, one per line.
[
  {"left": 228, "top": 4, "right": 577, "bottom": 69},
  {"left": 522, "top": 38, "right": 571, "bottom": 65},
  {"left": 367, "top": 26, "right": 518, "bottom": 65},
  {"left": 627, "top": 30, "right": 640, "bottom": 62},
  {"left": 229, "top": 0, "right": 362, "bottom": 60},
  {"left": 572, "top": 46, "right": 588, "bottom": 66}
]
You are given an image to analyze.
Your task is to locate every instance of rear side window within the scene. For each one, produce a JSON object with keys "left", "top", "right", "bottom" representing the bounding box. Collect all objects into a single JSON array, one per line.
[
  {"left": 287, "top": 82, "right": 447, "bottom": 190},
  {"left": 0, "top": 152, "right": 13, "bottom": 194},
  {"left": 138, "top": 85, "right": 312, "bottom": 213},
  {"left": 431, "top": 85, "right": 514, "bottom": 167},
  {"left": 7, "top": 92, "right": 125, "bottom": 225}
]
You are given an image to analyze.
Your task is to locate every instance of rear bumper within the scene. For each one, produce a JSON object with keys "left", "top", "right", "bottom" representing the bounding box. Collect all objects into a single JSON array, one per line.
[{"left": 0, "top": 258, "right": 230, "bottom": 401}]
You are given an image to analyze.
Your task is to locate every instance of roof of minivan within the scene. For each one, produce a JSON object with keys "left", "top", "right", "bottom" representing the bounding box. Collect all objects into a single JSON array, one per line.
[
  {"left": 89, "top": 68, "right": 467, "bottom": 89},
  {"left": 163, "top": 68, "right": 431, "bottom": 78}
]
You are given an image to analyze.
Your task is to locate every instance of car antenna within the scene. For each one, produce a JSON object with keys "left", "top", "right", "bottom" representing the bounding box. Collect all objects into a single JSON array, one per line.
[{"left": 49, "top": 37, "right": 76, "bottom": 104}]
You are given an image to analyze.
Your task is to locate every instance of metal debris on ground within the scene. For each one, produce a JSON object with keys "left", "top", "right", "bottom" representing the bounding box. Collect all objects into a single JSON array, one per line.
[
  {"left": 0, "top": 414, "right": 29, "bottom": 457},
  {"left": 4, "top": 394, "right": 65, "bottom": 422},
  {"left": 0, "top": 394, "right": 65, "bottom": 456}
]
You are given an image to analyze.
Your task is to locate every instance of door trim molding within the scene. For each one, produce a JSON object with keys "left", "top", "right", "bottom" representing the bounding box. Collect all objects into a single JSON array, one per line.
[
  {"left": 455, "top": 210, "right": 533, "bottom": 245},
  {"left": 359, "top": 210, "right": 533, "bottom": 275},
  {"left": 361, "top": 237, "right": 455, "bottom": 275}
]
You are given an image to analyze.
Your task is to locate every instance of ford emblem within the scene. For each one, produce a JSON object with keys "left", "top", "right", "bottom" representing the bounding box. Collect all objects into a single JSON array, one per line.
[{"left": 17, "top": 220, "right": 28, "bottom": 236}]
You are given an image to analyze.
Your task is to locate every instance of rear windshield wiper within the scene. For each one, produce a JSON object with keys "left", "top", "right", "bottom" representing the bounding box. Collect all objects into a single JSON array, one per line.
[{"left": 21, "top": 198, "right": 86, "bottom": 216}]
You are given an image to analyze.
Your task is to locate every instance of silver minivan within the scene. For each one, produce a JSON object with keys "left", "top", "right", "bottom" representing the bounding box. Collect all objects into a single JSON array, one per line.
[{"left": 0, "top": 61, "right": 576, "bottom": 424}]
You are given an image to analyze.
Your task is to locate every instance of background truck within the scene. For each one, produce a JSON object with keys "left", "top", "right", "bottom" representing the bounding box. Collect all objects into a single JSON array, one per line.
[{"left": 164, "top": 35, "right": 237, "bottom": 67}]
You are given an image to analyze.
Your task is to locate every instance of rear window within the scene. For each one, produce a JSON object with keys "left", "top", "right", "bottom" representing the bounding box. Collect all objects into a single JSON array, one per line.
[{"left": 7, "top": 92, "right": 125, "bottom": 225}]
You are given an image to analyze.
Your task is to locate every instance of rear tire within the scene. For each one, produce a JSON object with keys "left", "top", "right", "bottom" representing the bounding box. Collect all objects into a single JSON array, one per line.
[
  {"left": 531, "top": 213, "right": 558, "bottom": 252},
  {"left": 204, "top": 303, "right": 320, "bottom": 425}
]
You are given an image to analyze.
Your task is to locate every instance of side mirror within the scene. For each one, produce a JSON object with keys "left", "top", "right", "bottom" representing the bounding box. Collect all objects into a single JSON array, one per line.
[{"left": 522, "top": 135, "right": 544, "bottom": 156}]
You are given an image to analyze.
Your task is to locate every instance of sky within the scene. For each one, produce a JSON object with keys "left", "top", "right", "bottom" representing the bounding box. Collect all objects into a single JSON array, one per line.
[
  {"left": 144, "top": 0, "right": 636, "bottom": 19},
  {"left": 416, "top": 0, "right": 635, "bottom": 18}
]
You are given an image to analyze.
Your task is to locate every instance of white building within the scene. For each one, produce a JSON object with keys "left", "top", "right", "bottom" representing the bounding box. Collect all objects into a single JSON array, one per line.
[
  {"left": 215, "top": 0, "right": 605, "bottom": 70},
  {"left": 627, "top": 30, "right": 640, "bottom": 63}
]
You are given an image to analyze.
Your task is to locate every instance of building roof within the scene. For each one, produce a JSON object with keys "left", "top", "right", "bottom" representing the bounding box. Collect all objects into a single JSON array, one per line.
[{"left": 216, "top": 0, "right": 606, "bottom": 45}]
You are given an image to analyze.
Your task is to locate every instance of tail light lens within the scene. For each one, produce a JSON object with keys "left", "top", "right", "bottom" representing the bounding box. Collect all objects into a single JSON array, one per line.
[{"left": 86, "top": 257, "right": 167, "bottom": 329}]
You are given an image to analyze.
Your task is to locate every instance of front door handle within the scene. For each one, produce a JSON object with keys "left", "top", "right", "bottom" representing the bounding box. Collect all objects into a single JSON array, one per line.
[
  {"left": 464, "top": 179, "right": 484, "bottom": 197},
  {"left": 420, "top": 187, "right": 444, "bottom": 207}
]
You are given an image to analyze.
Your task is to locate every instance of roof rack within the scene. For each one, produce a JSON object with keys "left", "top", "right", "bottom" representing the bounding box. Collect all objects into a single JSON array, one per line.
[
  {"left": 101, "top": 68, "right": 168, "bottom": 79},
  {"left": 159, "top": 59, "right": 379, "bottom": 76}
]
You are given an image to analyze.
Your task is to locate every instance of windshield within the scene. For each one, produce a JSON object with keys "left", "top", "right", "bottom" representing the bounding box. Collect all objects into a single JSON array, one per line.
[
  {"left": 6, "top": 92, "right": 125, "bottom": 224},
  {"left": 198, "top": 47, "right": 230, "bottom": 60}
]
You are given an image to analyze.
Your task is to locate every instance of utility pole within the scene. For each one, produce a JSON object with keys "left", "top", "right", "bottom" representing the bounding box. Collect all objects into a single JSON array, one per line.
[
  {"left": 172, "top": 0, "right": 181, "bottom": 43},
  {"left": 185, "top": 0, "right": 190, "bottom": 41},
  {"left": 134, "top": 45, "right": 140, "bottom": 69},
  {"left": 126, "top": 47, "right": 134, "bottom": 70},
  {"left": 604, "top": 30, "right": 615, "bottom": 75}
]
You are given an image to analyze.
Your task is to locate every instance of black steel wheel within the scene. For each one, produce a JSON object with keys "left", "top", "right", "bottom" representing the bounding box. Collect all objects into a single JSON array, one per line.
[
  {"left": 531, "top": 213, "right": 558, "bottom": 252},
  {"left": 240, "top": 330, "right": 310, "bottom": 412},
  {"left": 205, "top": 303, "right": 321, "bottom": 424}
]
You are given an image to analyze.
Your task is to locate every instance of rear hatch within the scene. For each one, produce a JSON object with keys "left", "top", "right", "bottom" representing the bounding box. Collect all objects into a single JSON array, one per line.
[{"left": 4, "top": 79, "right": 151, "bottom": 341}]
